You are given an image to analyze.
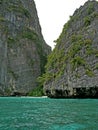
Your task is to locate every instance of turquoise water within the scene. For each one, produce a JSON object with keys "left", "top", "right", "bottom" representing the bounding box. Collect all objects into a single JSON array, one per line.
[{"left": 0, "top": 97, "right": 98, "bottom": 130}]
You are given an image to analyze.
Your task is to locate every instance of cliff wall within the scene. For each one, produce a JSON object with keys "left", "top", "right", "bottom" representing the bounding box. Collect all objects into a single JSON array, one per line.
[
  {"left": 43, "top": 0, "right": 98, "bottom": 98},
  {"left": 0, "top": 0, "right": 51, "bottom": 96}
]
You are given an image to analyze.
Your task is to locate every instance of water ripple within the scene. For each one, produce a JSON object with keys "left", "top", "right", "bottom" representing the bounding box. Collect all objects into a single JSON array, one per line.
[{"left": 0, "top": 97, "right": 98, "bottom": 130}]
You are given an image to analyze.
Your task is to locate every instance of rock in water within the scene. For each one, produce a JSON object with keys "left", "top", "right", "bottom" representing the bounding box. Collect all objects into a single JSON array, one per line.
[
  {"left": 43, "top": 0, "right": 98, "bottom": 98},
  {"left": 0, "top": 0, "right": 51, "bottom": 96}
]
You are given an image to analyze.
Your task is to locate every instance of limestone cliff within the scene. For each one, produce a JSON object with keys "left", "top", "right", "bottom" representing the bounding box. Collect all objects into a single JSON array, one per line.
[
  {"left": 43, "top": 0, "right": 98, "bottom": 98},
  {"left": 0, "top": 0, "right": 51, "bottom": 96}
]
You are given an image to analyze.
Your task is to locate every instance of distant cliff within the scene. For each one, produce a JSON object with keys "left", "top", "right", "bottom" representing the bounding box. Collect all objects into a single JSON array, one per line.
[
  {"left": 0, "top": 0, "right": 51, "bottom": 96},
  {"left": 43, "top": 0, "right": 98, "bottom": 98}
]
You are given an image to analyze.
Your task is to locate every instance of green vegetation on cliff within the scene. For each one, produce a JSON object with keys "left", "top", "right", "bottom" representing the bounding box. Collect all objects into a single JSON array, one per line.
[
  {"left": 28, "top": 86, "right": 44, "bottom": 97},
  {"left": 42, "top": 1, "right": 98, "bottom": 98}
]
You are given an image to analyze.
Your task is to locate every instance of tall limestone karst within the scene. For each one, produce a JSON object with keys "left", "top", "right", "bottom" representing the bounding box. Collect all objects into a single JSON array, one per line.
[
  {"left": 0, "top": 0, "right": 51, "bottom": 96},
  {"left": 43, "top": 0, "right": 98, "bottom": 98}
]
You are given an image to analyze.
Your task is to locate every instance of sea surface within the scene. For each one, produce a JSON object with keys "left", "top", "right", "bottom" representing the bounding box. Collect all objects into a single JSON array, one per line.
[{"left": 0, "top": 97, "right": 98, "bottom": 130}]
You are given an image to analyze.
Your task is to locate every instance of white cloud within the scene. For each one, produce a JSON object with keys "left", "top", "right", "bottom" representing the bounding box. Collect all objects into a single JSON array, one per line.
[{"left": 34, "top": 0, "right": 88, "bottom": 49}]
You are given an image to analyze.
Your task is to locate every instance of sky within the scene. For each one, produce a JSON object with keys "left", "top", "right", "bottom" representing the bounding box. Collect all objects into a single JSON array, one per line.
[{"left": 34, "top": 0, "right": 89, "bottom": 49}]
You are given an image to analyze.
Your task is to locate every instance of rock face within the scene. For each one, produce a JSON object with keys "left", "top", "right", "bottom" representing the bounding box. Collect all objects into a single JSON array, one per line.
[
  {"left": 0, "top": 0, "right": 51, "bottom": 96},
  {"left": 43, "top": 0, "right": 98, "bottom": 98}
]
